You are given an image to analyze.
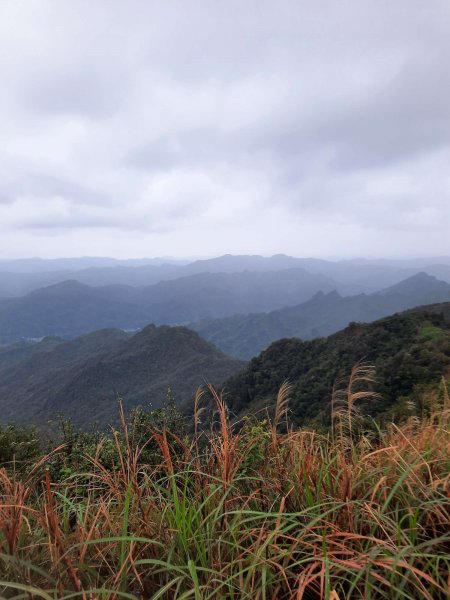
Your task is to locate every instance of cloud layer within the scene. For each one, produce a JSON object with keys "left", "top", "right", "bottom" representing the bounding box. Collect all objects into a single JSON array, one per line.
[{"left": 1, "top": 0, "right": 449, "bottom": 258}]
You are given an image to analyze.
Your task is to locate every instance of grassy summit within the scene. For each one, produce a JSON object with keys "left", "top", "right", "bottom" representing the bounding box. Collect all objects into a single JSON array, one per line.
[{"left": 0, "top": 379, "right": 448, "bottom": 598}]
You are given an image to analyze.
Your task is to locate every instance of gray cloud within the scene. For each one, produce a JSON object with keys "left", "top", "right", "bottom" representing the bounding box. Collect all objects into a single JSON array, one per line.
[
  {"left": 21, "top": 67, "right": 128, "bottom": 118},
  {"left": 0, "top": 0, "right": 449, "bottom": 258},
  {"left": 0, "top": 173, "right": 108, "bottom": 206}
]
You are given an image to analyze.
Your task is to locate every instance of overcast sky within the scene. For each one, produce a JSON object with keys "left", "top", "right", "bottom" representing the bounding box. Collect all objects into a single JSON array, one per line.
[{"left": 1, "top": 1, "right": 449, "bottom": 259}]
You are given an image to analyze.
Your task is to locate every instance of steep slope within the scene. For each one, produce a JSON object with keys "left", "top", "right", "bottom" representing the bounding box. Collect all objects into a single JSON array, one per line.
[
  {"left": 0, "top": 326, "right": 244, "bottom": 427},
  {"left": 0, "top": 269, "right": 340, "bottom": 342},
  {"left": 191, "top": 273, "right": 450, "bottom": 358},
  {"left": 222, "top": 304, "right": 450, "bottom": 428}
]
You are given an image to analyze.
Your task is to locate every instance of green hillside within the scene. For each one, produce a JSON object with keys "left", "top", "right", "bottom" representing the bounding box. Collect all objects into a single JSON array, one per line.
[
  {"left": 191, "top": 273, "right": 450, "bottom": 358},
  {"left": 0, "top": 325, "right": 244, "bottom": 427},
  {"left": 222, "top": 303, "right": 450, "bottom": 427}
]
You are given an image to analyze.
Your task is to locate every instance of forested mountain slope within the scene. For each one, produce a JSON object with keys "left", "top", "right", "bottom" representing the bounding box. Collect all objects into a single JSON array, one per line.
[
  {"left": 0, "top": 326, "right": 243, "bottom": 427},
  {"left": 191, "top": 273, "right": 450, "bottom": 358},
  {"left": 221, "top": 303, "right": 450, "bottom": 427}
]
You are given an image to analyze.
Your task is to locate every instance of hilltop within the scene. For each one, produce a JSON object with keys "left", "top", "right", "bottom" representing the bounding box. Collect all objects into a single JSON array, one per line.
[
  {"left": 221, "top": 302, "right": 450, "bottom": 427},
  {"left": 0, "top": 325, "right": 243, "bottom": 427}
]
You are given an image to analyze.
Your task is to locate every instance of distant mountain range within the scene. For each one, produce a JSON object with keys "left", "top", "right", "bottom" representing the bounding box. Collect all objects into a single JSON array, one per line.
[
  {"left": 1, "top": 254, "right": 450, "bottom": 297},
  {"left": 2, "top": 264, "right": 450, "bottom": 348},
  {"left": 221, "top": 302, "right": 450, "bottom": 428},
  {"left": 190, "top": 273, "right": 450, "bottom": 358},
  {"left": 0, "top": 256, "right": 187, "bottom": 273},
  {"left": 0, "top": 269, "right": 342, "bottom": 343},
  {"left": 0, "top": 325, "right": 243, "bottom": 427}
]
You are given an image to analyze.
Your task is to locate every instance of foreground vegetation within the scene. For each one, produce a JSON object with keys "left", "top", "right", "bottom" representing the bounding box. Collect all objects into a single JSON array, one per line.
[{"left": 0, "top": 372, "right": 449, "bottom": 599}]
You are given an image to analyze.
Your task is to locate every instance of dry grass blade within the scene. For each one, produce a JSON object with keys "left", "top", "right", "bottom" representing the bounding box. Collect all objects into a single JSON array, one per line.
[
  {"left": 271, "top": 380, "right": 292, "bottom": 450},
  {"left": 0, "top": 368, "right": 448, "bottom": 599},
  {"left": 193, "top": 387, "right": 206, "bottom": 440},
  {"left": 332, "top": 362, "right": 380, "bottom": 446}
]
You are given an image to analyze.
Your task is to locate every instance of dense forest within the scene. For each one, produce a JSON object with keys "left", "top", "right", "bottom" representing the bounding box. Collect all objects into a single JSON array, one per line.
[
  {"left": 223, "top": 304, "right": 450, "bottom": 427},
  {"left": 0, "top": 325, "right": 243, "bottom": 427}
]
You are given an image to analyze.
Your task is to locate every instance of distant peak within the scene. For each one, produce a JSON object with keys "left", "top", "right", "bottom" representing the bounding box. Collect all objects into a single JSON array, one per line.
[
  {"left": 134, "top": 323, "right": 157, "bottom": 336},
  {"left": 376, "top": 271, "right": 447, "bottom": 296},
  {"left": 29, "top": 279, "right": 90, "bottom": 295},
  {"left": 55, "top": 279, "right": 88, "bottom": 286},
  {"left": 408, "top": 271, "right": 437, "bottom": 281},
  {"left": 391, "top": 272, "right": 439, "bottom": 287},
  {"left": 310, "top": 289, "right": 341, "bottom": 301}
]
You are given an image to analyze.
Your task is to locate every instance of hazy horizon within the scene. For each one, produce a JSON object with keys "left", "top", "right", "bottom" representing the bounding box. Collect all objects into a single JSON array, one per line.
[{"left": 1, "top": 252, "right": 450, "bottom": 264}]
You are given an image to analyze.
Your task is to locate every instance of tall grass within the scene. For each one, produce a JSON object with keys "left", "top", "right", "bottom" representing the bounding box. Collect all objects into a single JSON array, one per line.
[{"left": 0, "top": 376, "right": 449, "bottom": 598}]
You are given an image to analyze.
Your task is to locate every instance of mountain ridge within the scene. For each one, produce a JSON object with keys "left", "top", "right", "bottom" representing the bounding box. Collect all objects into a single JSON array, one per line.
[
  {"left": 190, "top": 273, "right": 450, "bottom": 358},
  {"left": 0, "top": 268, "right": 342, "bottom": 343},
  {"left": 1, "top": 254, "right": 450, "bottom": 297},
  {"left": 0, "top": 325, "right": 244, "bottom": 427}
]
